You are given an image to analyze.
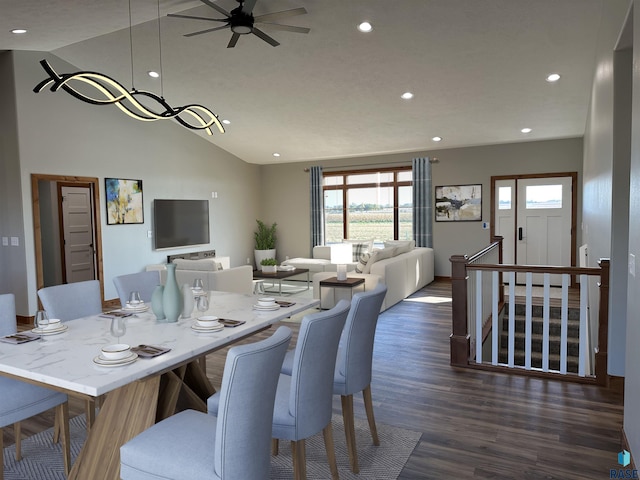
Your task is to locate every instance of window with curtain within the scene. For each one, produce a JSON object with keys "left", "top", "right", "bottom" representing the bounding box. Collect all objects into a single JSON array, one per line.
[{"left": 323, "top": 167, "right": 413, "bottom": 244}]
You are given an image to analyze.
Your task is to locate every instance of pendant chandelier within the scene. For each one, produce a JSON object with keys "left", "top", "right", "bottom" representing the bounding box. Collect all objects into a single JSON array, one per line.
[{"left": 33, "top": 0, "right": 224, "bottom": 136}]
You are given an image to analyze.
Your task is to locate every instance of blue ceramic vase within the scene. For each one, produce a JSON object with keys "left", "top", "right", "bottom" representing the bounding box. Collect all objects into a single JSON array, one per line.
[
  {"left": 162, "top": 263, "right": 183, "bottom": 323},
  {"left": 151, "top": 285, "right": 165, "bottom": 321}
]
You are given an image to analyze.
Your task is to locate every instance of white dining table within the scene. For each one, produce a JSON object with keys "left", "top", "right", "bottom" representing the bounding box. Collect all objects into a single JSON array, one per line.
[{"left": 0, "top": 291, "right": 318, "bottom": 480}]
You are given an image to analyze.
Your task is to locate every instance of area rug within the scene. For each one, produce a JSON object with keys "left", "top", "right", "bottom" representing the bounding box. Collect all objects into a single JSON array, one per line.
[{"left": 3, "top": 414, "right": 420, "bottom": 480}]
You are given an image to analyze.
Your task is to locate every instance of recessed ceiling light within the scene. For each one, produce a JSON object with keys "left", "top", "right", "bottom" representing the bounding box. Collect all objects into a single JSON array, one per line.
[
  {"left": 357, "top": 22, "right": 373, "bottom": 33},
  {"left": 546, "top": 73, "right": 561, "bottom": 82},
  {"left": 222, "top": 119, "right": 231, "bottom": 125},
  {"left": 11, "top": 29, "right": 27, "bottom": 34},
  {"left": 147, "top": 71, "right": 160, "bottom": 78},
  {"left": 432, "top": 136, "right": 442, "bottom": 142},
  {"left": 273, "top": 153, "right": 280, "bottom": 157},
  {"left": 521, "top": 128, "right": 532, "bottom": 133},
  {"left": 401, "top": 92, "right": 414, "bottom": 100}
]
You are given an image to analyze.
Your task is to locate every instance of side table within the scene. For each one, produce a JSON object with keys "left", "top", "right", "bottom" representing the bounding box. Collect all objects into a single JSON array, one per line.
[{"left": 319, "top": 277, "right": 365, "bottom": 309}]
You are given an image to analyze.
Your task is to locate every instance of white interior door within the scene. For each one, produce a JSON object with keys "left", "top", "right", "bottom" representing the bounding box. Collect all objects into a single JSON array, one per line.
[
  {"left": 516, "top": 176, "right": 572, "bottom": 285},
  {"left": 61, "top": 186, "right": 96, "bottom": 283}
]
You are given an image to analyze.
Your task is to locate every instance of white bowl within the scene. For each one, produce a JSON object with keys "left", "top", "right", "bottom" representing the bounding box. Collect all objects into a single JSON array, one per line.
[
  {"left": 43, "top": 318, "right": 62, "bottom": 330},
  {"left": 258, "top": 297, "right": 275, "bottom": 306},
  {"left": 101, "top": 343, "right": 131, "bottom": 360},
  {"left": 197, "top": 315, "right": 220, "bottom": 328}
]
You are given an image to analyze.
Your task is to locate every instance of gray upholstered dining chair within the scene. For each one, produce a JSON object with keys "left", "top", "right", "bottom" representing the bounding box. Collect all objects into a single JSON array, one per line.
[
  {"left": 120, "top": 325, "right": 292, "bottom": 480},
  {"left": 280, "top": 283, "right": 387, "bottom": 473},
  {"left": 113, "top": 270, "right": 160, "bottom": 307},
  {"left": 0, "top": 293, "right": 71, "bottom": 479},
  {"left": 37, "top": 279, "right": 102, "bottom": 321},
  {"left": 37, "top": 280, "right": 102, "bottom": 431},
  {"left": 213, "top": 300, "right": 349, "bottom": 480}
]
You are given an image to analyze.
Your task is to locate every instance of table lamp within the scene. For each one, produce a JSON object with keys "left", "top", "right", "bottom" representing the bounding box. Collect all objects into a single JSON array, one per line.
[{"left": 331, "top": 243, "right": 352, "bottom": 281}]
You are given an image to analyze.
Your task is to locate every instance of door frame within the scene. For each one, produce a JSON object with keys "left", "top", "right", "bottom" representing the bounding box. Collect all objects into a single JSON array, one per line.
[
  {"left": 490, "top": 172, "right": 578, "bottom": 272},
  {"left": 31, "top": 174, "right": 104, "bottom": 302}
]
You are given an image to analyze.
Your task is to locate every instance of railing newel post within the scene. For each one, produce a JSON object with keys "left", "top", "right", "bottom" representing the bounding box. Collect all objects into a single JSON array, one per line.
[
  {"left": 450, "top": 254, "right": 470, "bottom": 366},
  {"left": 595, "top": 258, "right": 610, "bottom": 387}
]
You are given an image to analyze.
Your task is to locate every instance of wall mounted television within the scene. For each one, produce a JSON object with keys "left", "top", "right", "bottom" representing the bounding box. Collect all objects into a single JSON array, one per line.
[{"left": 153, "top": 199, "right": 210, "bottom": 249}]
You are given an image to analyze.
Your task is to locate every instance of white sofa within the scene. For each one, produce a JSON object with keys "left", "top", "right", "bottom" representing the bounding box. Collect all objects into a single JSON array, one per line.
[
  {"left": 282, "top": 245, "right": 358, "bottom": 274},
  {"left": 147, "top": 258, "right": 254, "bottom": 295},
  {"left": 312, "top": 246, "right": 434, "bottom": 311}
]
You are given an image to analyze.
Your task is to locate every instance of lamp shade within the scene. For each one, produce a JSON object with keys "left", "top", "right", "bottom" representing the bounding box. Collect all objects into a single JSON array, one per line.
[{"left": 331, "top": 243, "right": 352, "bottom": 265}]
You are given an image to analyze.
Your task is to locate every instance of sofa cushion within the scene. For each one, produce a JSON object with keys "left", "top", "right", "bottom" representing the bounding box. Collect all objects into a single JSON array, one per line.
[
  {"left": 172, "top": 258, "right": 220, "bottom": 271},
  {"left": 363, "top": 247, "right": 397, "bottom": 274},
  {"left": 383, "top": 240, "right": 415, "bottom": 255}
]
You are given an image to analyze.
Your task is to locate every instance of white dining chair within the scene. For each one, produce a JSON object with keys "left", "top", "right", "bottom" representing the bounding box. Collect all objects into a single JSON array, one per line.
[{"left": 0, "top": 293, "right": 70, "bottom": 479}]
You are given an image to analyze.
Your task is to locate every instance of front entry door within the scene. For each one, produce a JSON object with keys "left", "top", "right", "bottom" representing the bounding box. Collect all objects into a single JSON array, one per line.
[
  {"left": 516, "top": 176, "right": 573, "bottom": 285},
  {"left": 60, "top": 185, "right": 97, "bottom": 283}
]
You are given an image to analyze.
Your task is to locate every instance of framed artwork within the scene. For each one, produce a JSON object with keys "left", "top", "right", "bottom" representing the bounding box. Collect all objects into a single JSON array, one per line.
[
  {"left": 105, "top": 178, "right": 144, "bottom": 225},
  {"left": 435, "top": 184, "right": 482, "bottom": 222}
]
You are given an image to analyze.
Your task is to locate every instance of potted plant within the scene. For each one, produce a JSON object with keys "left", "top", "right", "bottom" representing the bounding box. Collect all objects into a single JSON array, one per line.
[
  {"left": 260, "top": 257, "right": 278, "bottom": 273},
  {"left": 254, "top": 220, "right": 277, "bottom": 268}
]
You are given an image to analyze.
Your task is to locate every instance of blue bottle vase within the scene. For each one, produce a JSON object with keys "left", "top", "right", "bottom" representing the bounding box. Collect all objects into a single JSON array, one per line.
[{"left": 151, "top": 285, "right": 165, "bottom": 321}]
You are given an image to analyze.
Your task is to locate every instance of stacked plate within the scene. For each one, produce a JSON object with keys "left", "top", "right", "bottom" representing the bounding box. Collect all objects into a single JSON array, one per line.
[
  {"left": 32, "top": 320, "right": 68, "bottom": 336},
  {"left": 191, "top": 316, "right": 224, "bottom": 332},
  {"left": 123, "top": 302, "right": 149, "bottom": 313},
  {"left": 93, "top": 344, "right": 138, "bottom": 367},
  {"left": 253, "top": 297, "right": 280, "bottom": 311}
]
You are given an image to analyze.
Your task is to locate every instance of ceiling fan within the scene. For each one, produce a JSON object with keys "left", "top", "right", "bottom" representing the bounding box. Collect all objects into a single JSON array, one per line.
[{"left": 167, "top": 0, "right": 310, "bottom": 48}]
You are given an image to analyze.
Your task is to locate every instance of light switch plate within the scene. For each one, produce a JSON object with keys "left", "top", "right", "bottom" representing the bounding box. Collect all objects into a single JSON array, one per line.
[
  {"left": 1, "top": 237, "right": 8, "bottom": 247},
  {"left": 630, "top": 253, "right": 636, "bottom": 277},
  {"left": 10, "top": 237, "right": 19, "bottom": 246}
]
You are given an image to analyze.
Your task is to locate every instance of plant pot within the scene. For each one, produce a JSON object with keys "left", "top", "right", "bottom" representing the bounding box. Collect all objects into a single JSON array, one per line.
[
  {"left": 261, "top": 265, "right": 278, "bottom": 273},
  {"left": 254, "top": 249, "right": 276, "bottom": 269}
]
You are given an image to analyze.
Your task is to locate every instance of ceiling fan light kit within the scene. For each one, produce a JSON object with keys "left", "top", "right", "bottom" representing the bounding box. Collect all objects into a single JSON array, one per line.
[{"left": 168, "top": 0, "right": 310, "bottom": 48}]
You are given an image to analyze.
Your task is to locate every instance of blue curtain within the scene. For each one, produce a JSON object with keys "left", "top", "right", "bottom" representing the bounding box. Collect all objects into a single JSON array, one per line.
[
  {"left": 310, "top": 166, "right": 324, "bottom": 251},
  {"left": 412, "top": 157, "right": 433, "bottom": 247}
]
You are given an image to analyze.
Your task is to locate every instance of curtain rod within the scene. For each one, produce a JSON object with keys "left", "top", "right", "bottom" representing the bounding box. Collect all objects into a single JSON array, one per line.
[{"left": 303, "top": 157, "right": 439, "bottom": 172}]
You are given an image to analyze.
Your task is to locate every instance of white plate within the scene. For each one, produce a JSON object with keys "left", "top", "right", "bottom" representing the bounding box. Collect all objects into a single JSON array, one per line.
[
  {"left": 31, "top": 324, "right": 68, "bottom": 335},
  {"left": 123, "top": 304, "right": 149, "bottom": 312},
  {"left": 93, "top": 352, "right": 138, "bottom": 366},
  {"left": 253, "top": 304, "right": 280, "bottom": 311},
  {"left": 191, "top": 323, "right": 224, "bottom": 332}
]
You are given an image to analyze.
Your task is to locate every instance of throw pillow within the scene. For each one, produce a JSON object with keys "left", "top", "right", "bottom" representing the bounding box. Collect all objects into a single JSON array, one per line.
[
  {"left": 355, "top": 252, "right": 370, "bottom": 273},
  {"left": 383, "top": 240, "right": 415, "bottom": 255},
  {"left": 363, "top": 246, "right": 397, "bottom": 274},
  {"left": 342, "top": 239, "right": 374, "bottom": 258},
  {"left": 172, "top": 258, "right": 218, "bottom": 271},
  {"left": 351, "top": 242, "right": 370, "bottom": 262}
]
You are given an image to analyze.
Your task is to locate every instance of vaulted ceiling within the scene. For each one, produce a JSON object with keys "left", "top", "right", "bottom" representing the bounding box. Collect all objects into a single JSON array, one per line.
[{"left": 1, "top": 0, "right": 616, "bottom": 164}]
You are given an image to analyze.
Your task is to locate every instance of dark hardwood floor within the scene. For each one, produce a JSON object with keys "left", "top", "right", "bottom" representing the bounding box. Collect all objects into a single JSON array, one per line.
[{"left": 4, "top": 279, "right": 624, "bottom": 479}]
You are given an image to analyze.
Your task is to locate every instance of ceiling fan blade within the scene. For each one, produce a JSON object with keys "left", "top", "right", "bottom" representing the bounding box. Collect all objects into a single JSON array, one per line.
[
  {"left": 199, "top": 0, "right": 232, "bottom": 17},
  {"left": 227, "top": 32, "right": 241, "bottom": 48},
  {"left": 257, "top": 23, "right": 310, "bottom": 34},
  {"left": 241, "top": 0, "right": 258, "bottom": 14},
  {"left": 185, "top": 24, "right": 230, "bottom": 37},
  {"left": 254, "top": 7, "right": 307, "bottom": 23},
  {"left": 167, "top": 13, "right": 228, "bottom": 22},
  {"left": 252, "top": 27, "right": 280, "bottom": 47}
]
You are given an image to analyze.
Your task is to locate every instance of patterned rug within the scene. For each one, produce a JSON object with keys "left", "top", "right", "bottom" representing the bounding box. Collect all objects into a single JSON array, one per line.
[{"left": 3, "top": 413, "right": 420, "bottom": 480}]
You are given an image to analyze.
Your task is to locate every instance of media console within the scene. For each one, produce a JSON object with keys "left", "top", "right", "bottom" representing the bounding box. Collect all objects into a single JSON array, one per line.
[{"left": 166, "top": 249, "right": 216, "bottom": 264}]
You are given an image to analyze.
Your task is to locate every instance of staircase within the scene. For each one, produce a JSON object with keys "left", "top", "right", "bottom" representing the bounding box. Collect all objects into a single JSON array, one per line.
[{"left": 498, "top": 302, "right": 581, "bottom": 373}]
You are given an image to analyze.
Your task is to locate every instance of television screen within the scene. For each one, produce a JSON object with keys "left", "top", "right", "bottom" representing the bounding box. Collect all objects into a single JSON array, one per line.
[{"left": 153, "top": 199, "right": 210, "bottom": 249}]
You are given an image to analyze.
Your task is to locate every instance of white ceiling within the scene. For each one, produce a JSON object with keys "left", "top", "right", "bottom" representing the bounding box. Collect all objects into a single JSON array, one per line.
[{"left": 1, "top": 0, "right": 615, "bottom": 164}]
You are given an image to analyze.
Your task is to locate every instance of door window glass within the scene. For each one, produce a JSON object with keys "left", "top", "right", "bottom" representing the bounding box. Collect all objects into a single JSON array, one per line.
[
  {"left": 526, "top": 185, "right": 562, "bottom": 209},
  {"left": 498, "top": 186, "right": 512, "bottom": 210}
]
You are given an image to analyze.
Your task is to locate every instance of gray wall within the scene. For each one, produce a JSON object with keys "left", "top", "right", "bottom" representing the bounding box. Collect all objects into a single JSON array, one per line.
[
  {"left": 262, "top": 138, "right": 583, "bottom": 278},
  {"left": 2, "top": 50, "right": 262, "bottom": 314}
]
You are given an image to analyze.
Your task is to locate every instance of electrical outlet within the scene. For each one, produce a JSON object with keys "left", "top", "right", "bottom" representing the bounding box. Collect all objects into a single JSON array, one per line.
[{"left": 147, "top": 230, "right": 152, "bottom": 238}]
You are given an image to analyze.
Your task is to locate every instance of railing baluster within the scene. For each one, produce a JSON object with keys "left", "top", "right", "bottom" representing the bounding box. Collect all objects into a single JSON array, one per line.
[
  {"left": 492, "top": 271, "right": 499, "bottom": 365},
  {"left": 542, "top": 273, "right": 550, "bottom": 372},
  {"left": 508, "top": 271, "right": 515, "bottom": 367},
  {"left": 560, "top": 275, "right": 569, "bottom": 374},
  {"left": 525, "top": 272, "right": 533, "bottom": 370},
  {"left": 475, "top": 270, "right": 483, "bottom": 363},
  {"left": 579, "top": 274, "right": 589, "bottom": 377}
]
